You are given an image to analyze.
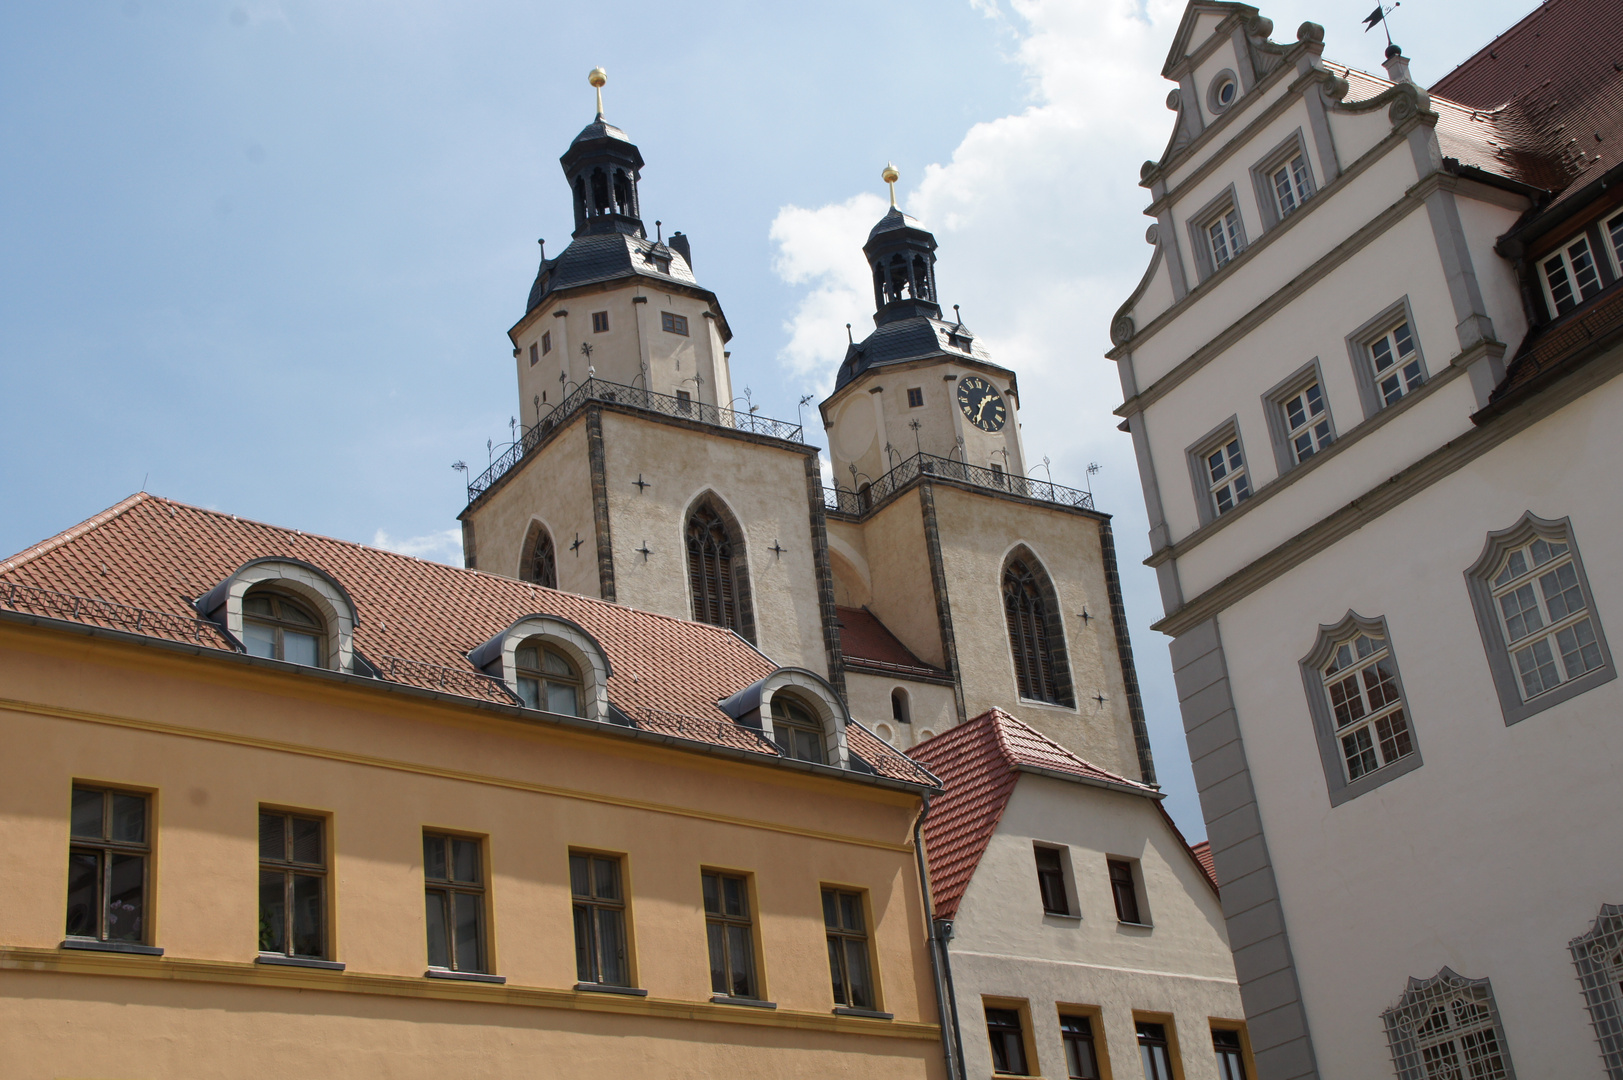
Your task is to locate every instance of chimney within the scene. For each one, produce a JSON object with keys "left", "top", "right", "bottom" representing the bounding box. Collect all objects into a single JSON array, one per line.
[
  {"left": 1382, "top": 44, "right": 1414, "bottom": 85},
  {"left": 669, "top": 231, "right": 692, "bottom": 270}
]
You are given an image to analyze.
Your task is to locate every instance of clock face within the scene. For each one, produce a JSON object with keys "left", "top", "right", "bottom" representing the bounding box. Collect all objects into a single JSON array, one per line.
[{"left": 956, "top": 375, "right": 1008, "bottom": 432}]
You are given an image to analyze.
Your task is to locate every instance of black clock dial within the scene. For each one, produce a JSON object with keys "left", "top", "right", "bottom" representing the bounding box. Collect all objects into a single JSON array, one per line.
[{"left": 956, "top": 375, "right": 1007, "bottom": 432}]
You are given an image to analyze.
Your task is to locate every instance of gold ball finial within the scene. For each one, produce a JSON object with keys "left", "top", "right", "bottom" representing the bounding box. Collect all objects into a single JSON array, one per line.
[
  {"left": 881, "top": 162, "right": 899, "bottom": 185},
  {"left": 588, "top": 67, "right": 607, "bottom": 88}
]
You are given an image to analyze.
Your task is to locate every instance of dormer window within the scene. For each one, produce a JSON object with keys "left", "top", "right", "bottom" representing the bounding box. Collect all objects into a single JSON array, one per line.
[
  {"left": 243, "top": 591, "right": 323, "bottom": 667},
  {"left": 514, "top": 642, "right": 582, "bottom": 716},
  {"left": 770, "top": 695, "right": 826, "bottom": 763},
  {"left": 1541, "top": 235, "right": 1603, "bottom": 316}
]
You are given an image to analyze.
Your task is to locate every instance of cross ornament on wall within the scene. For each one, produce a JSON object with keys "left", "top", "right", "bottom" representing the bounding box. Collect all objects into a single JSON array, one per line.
[
  {"left": 769, "top": 540, "right": 786, "bottom": 558},
  {"left": 636, "top": 541, "right": 652, "bottom": 561},
  {"left": 633, "top": 474, "right": 649, "bottom": 493},
  {"left": 570, "top": 533, "right": 584, "bottom": 556},
  {"left": 1078, "top": 608, "right": 1092, "bottom": 625}
]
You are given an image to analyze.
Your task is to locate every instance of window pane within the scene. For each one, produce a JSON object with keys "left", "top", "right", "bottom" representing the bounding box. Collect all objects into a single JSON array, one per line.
[
  {"left": 110, "top": 793, "right": 145, "bottom": 844},
  {"left": 827, "top": 936, "right": 847, "bottom": 1004},
  {"left": 822, "top": 889, "right": 839, "bottom": 928},
  {"left": 291, "top": 873, "right": 325, "bottom": 958},
  {"left": 573, "top": 904, "right": 595, "bottom": 982},
  {"left": 1343, "top": 726, "right": 1378, "bottom": 779},
  {"left": 425, "top": 890, "right": 450, "bottom": 969},
  {"left": 1515, "top": 639, "right": 1560, "bottom": 697},
  {"left": 453, "top": 891, "right": 483, "bottom": 972},
  {"left": 570, "top": 854, "right": 590, "bottom": 897},
  {"left": 707, "top": 922, "right": 728, "bottom": 994},
  {"left": 840, "top": 892, "right": 864, "bottom": 932},
  {"left": 701, "top": 872, "right": 720, "bottom": 916},
  {"left": 71, "top": 788, "right": 103, "bottom": 840},
  {"left": 259, "top": 812, "right": 286, "bottom": 862},
  {"left": 243, "top": 594, "right": 275, "bottom": 617},
  {"left": 1540, "top": 562, "right": 1584, "bottom": 621},
  {"left": 516, "top": 676, "right": 542, "bottom": 710},
  {"left": 282, "top": 630, "right": 320, "bottom": 667},
  {"left": 424, "top": 834, "right": 446, "bottom": 881},
  {"left": 451, "top": 838, "right": 480, "bottom": 884},
  {"left": 542, "top": 648, "right": 573, "bottom": 676},
  {"left": 291, "top": 817, "right": 323, "bottom": 866},
  {"left": 106, "top": 853, "right": 144, "bottom": 942},
  {"left": 66, "top": 850, "right": 100, "bottom": 937},
  {"left": 593, "top": 857, "right": 619, "bottom": 901},
  {"left": 727, "top": 924, "right": 754, "bottom": 997},
  {"left": 546, "top": 682, "right": 579, "bottom": 717},
  {"left": 723, "top": 876, "right": 746, "bottom": 918},
  {"left": 1557, "top": 618, "right": 1603, "bottom": 677},
  {"left": 260, "top": 870, "right": 287, "bottom": 953},
  {"left": 594, "top": 907, "right": 626, "bottom": 986},
  {"left": 842, "top": 938, "right": 873, "bottom": 1009},
  {"left": 244, "top": 620, "right": 277, "bottom": 658}
]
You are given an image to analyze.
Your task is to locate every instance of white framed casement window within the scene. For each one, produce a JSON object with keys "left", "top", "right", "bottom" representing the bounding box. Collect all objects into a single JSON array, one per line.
[
  {"left": 1347, "top": 299, "right": 1427, "bottom": 418},
  {"left": 1187, "top": 186, "right": 1248, "bottom": 282},
  {"left": 1605, "top": 211, "right": 1623, "bottom": 278},
  {"left": 1540, "top": 233, "right": 1605, "bottom": 317},
  {"left": 1465, "top": 513, "right": 1614, "bottom": 725},
  {"left": 1186, "top": 418, "right": 1252, "bottom": 525},
  {"left": 1263, "top": 359, "right": 1335, "bottom": 474},
  {"left": 1381, "top": 969, "right": 1515, "bottom": 1080},
  {"left": 1206, "top": 207, "right": 1243, "bottom": 270},
  {"left": 1250, "top": 129, "right": 1316, "bottom": 230},
  {"left": 1300, "top": 612, "right": 1422, "bottom": 806}
]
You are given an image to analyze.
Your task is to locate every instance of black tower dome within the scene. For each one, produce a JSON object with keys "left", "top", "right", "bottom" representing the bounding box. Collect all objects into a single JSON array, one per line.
[{"left": 559, "top": 109, "right": 645, "bottom": 239}]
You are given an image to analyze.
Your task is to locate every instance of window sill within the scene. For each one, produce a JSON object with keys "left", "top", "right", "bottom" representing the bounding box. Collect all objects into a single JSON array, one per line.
[
  {"left": 1116, "top": 920, "right": 1154, "bottom": 930},
  {"left": 575, "top": 982, "right": 647, "bottom": 997},
  {"left": 257, "top": 954, "right": 344, "bottom": 971},
  {"left": 833, "top": 1006, "right": 894, "bottom": 1020},
  {"left": 60, "top": 938, "right": 162, "bottom": 956},
  {"left": 711, "top": 994, "right": 777, "bottom": 1009},
  {"left": 1042, "top": 911, "right": 1083, "bottom": 922},
  {"left": 426, "top": 968, "right": 505, "bottom": 984}
]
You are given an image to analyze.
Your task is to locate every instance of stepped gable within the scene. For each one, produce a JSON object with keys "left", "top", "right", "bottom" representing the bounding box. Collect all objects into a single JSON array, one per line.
[
  {"left": 908, "top": 709, "right": 1162, "bottom": 918},
  {"left": 0, "top": 493, "right": 931, "bottom": 786}
]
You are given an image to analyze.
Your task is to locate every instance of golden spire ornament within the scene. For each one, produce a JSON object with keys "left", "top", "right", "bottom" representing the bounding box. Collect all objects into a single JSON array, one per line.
[
  {"left": 588, "top": 67, "right": 607, "bottom": 118},
  {"left": 882, "top": 162, "right": 899, "bottom": 208}
]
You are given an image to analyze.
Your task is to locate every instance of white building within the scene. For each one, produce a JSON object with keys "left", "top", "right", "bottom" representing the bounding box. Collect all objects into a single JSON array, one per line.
[
  {"left": 1109, "top": 0, "right": 1623, "bottom": 1077},
  {"left": 911, "top": 709, "right": 1248, "bottom": 1080}
]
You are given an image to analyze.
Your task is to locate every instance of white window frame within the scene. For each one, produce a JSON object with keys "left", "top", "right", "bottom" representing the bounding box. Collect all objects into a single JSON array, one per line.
[
  {"left": 1250, "top": 130, "right": 1317, "bottom": 230},
  {"left": 1539, "top": 233, "right": 1605, "bottom": 317},
  {"left": 1604, "top": 210, "right": 1623, "bottom": 279},
  {"left": 1206, "top": 207, "right": 1243, "bottom": 270},
  {"left": 1263, "top": 359, "right": 1336, "bottom": 474},
  {"left": 1186, "top": 185, "right": 1248, "bottom": 283},
  {"left": 1186, "top": 418, "right": 1252, "bottom": 525},
  {"left": 1300, "top": 612, "right": 1423, "bottom": 806},
  {"left": 1346, "top": 299, "right": 1428, "bottom": 419},
  {"left": 1465, "top": 512, "right": 1614, "bottom": 725}
]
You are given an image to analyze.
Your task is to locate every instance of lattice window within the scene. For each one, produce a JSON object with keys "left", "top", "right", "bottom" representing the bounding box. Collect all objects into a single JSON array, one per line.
[
  {"left": 1003, "top": 554, "right": 1073, "bottom": 706},
  {"left": 1382, "top": 968, "right": 1516, "bottom": 1080},
  {"left": 1369, "top": 320, "right": 1424, "bottom": 406},
  {"left": 1570, "top": 904, "right": 1623, "bottom": 1079},
  {"left": 1282, "top": 381, "right": 1332, "bottom": 463},
  {"left": 687, "top": 502, "right": 741, "bottom": 633},
  {"left": 1271, "top": 153, "right": 1313, "bottom": 218},
  {"left": 1202, "top": 436, "right": 1252, "bottom": 517},
  {"left": 1541, "top": 235, "right": 1604, "bottom": 316},
  {"left": 1321, "top": 629, "right": 1413, "bottom": 781},
  {"left": 1206, "top": 206, "right": 1243, "bottom": 269}
]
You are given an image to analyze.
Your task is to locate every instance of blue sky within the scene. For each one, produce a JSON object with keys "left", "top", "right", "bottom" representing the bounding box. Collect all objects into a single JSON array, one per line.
[{"left": 1, "top": 0, "right": 1533, "bottom": 836}]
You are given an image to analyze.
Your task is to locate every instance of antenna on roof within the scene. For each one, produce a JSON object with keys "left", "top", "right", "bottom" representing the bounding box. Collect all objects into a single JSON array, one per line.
[
  {"left": 655, "top": 220, "right": 663, "bottom": 243},
  {"left": 537, "top": 238, "right": 545, "bottom": 263}
]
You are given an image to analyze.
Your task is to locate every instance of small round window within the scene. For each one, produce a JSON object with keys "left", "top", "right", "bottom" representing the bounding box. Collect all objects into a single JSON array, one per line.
[{"left": 1210, "top": 71, "right": 1239, "bottom": 112}]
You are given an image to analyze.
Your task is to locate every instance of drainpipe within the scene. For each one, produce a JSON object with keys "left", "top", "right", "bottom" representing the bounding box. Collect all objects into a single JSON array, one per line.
[{"left": 914, "top": 793, "right": 966, "bottom": 1080}]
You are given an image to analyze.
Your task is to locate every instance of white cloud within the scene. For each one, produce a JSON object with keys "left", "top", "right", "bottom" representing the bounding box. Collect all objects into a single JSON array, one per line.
[
  {"left": 768, "top": 192, "right": 890, "bottom": 390},
  {"left": 371, "top": 527, "right": 463, "bottom": 563}
]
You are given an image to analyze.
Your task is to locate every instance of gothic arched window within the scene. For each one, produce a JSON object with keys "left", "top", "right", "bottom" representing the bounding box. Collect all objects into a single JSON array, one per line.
[
  {"left": 523, "top": 523, "right": 557, "bottom": 589},
  {"left": 687, "top": 501, "right": 751, "bottom": 637},
  {"left": 1003, "top": 552, "right": 1073, "bottom": 706}
]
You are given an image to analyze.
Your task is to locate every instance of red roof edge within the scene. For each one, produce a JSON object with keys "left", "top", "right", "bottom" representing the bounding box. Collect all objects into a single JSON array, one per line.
[
  {"left": 0, "top": 492, "right": 151, "bottom": 576},
  {"left": 1162, "top": 809, "right": 1220, "bottom": 896}
]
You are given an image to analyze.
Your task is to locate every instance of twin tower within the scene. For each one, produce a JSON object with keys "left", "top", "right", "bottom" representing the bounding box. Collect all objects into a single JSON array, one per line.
[{"left": 457, "top": 82, "right": 1156, "bottom": 784}]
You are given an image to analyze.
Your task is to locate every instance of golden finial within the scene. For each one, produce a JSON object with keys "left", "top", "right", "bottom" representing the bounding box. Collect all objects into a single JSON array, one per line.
[
  {"left": 588, "top": 67, "right": 607, "bottom": 117},
  {"left": 882, "top": 162, "right": 899, "bottom": 208}
]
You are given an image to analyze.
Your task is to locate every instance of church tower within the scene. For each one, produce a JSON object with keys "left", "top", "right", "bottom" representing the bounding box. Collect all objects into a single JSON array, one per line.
[{"left": 458, "top": 71, "right": 843, "bottom": 685}]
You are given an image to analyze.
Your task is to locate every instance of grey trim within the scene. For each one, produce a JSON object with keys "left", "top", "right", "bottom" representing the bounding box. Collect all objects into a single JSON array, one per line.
[
  {"left": 461, "top": 519, "right": 476, "bottom": 570},
  {"left": 1303, "top": 81, "right": 1341, "bottom": 183},
  {"left": 1464, "top": 512, "right": 1616, "bottom": 726},
  {"left": 1126, "top": 410, "right": 1172, "bottom": 553},
  {"left": 574, "top": 982, "right": 648, "bottom": 996},
  {"left": 1170, "top": 619, "right": 1320, "bottom": 1079},
  {"left": 919, "top": 481, "right": 968, "bottom": 725},
  {"left": 711, "top": 995, "right": 777, "bottom": 1009},
  {"left": 1186, "top": 184, "right": 1249, "bottom": 285},
  {"left": 1249, "top": 128, "right": 1316, "bottom": 232},
  {"left": 803, "top": 452, "right": 848, "bottom": 696},
  {"left": 61, "top": 939, "right": 163, "bottom": 956},
  {"left": 427, "top": 968, "right": 506, "bottom": 984},
  {"left": 833, "top": 1007, "right": 895, "bottom": 1020},
  {"left": 1207, "top": 67, "right": 1240, "bottom": 115},
  {"left": 1298, "top": 611, "right": 1424, "bottom": 806},
  {"left": 584, "top": 406, "right": 617, "bottom": 603},
  {"left": 1184, "top": 414, "right": 1250, "bottom": 529},
  {"left": 1421, "top": 186, "right": 1498, "bottom": 360},
  {"left": 1345, "top": 296, "right": 1427, "bottom": 421},
  {"left": 257, "top": 954, "right": 345, "bottom": 971},
  {"left": 1159, "top": 209, "right": 1190, "bottom": 302},
  {"left": 1261, "top": 358, "right": 1336, "bottom": 477},
  {"left": 1099, "top": 518, "right": 1158, "bottom": 785}
]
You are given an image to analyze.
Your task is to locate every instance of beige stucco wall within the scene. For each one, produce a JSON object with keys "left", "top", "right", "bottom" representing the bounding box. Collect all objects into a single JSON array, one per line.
[
  {"left": 844, "top": 671, "right": 957, "bottom": 750},
  {"left": 950, "top": 774, "right": 1244, "bottom": 1080},
  {"left": 830, "top": 493, "right": 943, "bottom": 671},
  {"left": 462, "top": 421, "right": 599, "bottom": 596},
  {"left": 0, "top": 624, "right": 944, "bottom": 1078}
]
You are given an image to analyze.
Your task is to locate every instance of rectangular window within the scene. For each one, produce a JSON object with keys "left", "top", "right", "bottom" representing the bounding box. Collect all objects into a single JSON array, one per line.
[
  {"left": 1541, "top": 235, "right": 1604, "bottom": 316},
  {"left": 528, "top": 342, "right": 538, "bottom": 366},
  {"left": 591, "top": 311, "right": 609, "bottom": 333},
  {"left": 702, "top": 870, "right": 757, "bottom": 999},
  {"left": 676, "top": 389, "right": 693, "bottom": 413},
  {"left": 1061, "top": 1014, "right": 1101, "bottom": 1079},
  {"left": 1271, "top": 153, "right": 1313, "bottom": 218},
  {"left": 66, "top": 786, "right": 149, "bottom": 944},
  {"left": 1282, "top": 381, "right": 1332, "bottom": 463},
  {"left": 1206, "top": 206, "right": 1243, "bottom": 270},
  {"left": 1368, "top": 320, "right": 1424, "bottom": 406},
  {"left": 822, "top": 887, "right": 875, "bottom": 1009},
  {"left": 1605, "top": 211, "right": 1623, "bottom": 276},
  {"left": 1138, "top": 1021, "right": 1174, "bottom": 1080},
  {"left": 1203, "top": 436, "right": 1251, "bottom": 517},
  {"left": 259, "top": 810, "right": 327, "bottom": 959},
  {"left": 907, "top": 387, "right": 924, "bottom": 408},
  {"left": 541, "top": 330, "right": 552, "bottom": 355},
  {"left": 572, "top": 852, "right": 629, "bottom": 986},
  {"left": 1108, "top": 859, "right": 1141, "bottom": 924},
  {"left": 661, "top": 311, "right": 689, "bottom": 336},
  {"left": 1034, "top": 846, "right": 1070, "bottom": 915},
  {"left": 423, "top": 832, "right": 486, "bottom": 974},
  {"left": 1214, "top": 1027, "right": 1247, "bottom": 1080},
  {"left": 985, "top": 1006, "right": 1030, "bottom": 1075}
]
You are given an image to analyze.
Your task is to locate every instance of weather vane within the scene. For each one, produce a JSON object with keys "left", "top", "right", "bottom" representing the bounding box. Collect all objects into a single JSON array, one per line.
[
  {"left": 1362, "top": 2, "right": 1400, "bottom": 50},
  {"left": 882, "top": 162, "right": 899, "bottom": 209},
  {"left": 588, "top": 67, "right": 607, "bottom": 118}
]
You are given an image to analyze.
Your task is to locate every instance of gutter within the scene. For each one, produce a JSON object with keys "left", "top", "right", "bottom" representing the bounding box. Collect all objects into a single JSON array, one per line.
[
  {"left": 0, "top": 609, "right": 938, "bottom": 797},
  {"left": 913, "top": 793, "right": 966, "bottom": 1080},
  {"left": 1013, "top": 763, "right": 1166, "bottom": 800}
]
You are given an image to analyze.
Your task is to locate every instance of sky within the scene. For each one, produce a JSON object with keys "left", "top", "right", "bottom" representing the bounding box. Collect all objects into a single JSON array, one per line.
[{"left": 1, "top": 0, "right": 1534, "bottom": 838}]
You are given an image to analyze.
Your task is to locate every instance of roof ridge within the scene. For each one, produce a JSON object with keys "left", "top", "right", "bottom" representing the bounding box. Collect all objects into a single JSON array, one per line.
[
  {"left": 0, "top": 491, "right": 151, "bottom": 576},
  {"left": 985, "top": 707, "right": 1154, "bottom": 790}
]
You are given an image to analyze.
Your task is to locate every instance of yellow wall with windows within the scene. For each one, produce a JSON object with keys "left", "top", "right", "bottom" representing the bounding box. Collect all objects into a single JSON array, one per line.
[{"left": 0, "top": 623, "right": 944, "bottom": 1079}]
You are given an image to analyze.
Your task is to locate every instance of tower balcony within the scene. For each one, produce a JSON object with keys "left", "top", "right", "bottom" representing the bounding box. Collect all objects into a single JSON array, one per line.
[{"left": 823, "top": 452, "right": 1096, "bottom": 520}]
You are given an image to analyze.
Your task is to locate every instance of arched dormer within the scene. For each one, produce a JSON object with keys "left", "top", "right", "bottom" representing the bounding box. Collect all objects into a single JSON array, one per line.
[
  {"left": 717, "top": 668, "right": 850, "bottom": 769},
  {"left": 684, "top": 492, "right": 755, "bottom": 643},
  {"left": 196, "top": 558, "right": 358, "bottom": 673},
  {"left": 518, "top": 519, "right": 558, "bottom": 589},
  {"left": 467, "top": 614, "right": 612, "bottom": 723},
  {"left": 1001, "top": 545, "right": 1075, "bottom": 707}
]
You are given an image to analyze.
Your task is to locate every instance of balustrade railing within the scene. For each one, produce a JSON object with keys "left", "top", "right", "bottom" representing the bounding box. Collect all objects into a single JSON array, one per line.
[
  {"left": 822, "top": 452, "right": 1094, "bottom": 517},
  {"left": 467, "top": 379, "right": 805, "bottom": 501}
]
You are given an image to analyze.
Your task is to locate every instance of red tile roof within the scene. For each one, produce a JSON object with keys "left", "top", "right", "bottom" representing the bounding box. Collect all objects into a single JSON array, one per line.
[
  {"left": 1190, "top": 841, "right": 1218, "bottom": 890},
  {"left": 907, "top": 709, "right": 1163, "bottom": 918},
  {"left": 835, "top": 605, "right": 945, "bottom": 679},
  {"left": 0, "top": 493, "right": 933, "bottom": 786}
]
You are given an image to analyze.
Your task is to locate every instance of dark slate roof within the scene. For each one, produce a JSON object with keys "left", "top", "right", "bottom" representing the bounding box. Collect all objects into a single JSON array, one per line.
[
  {"left": 834, "top": 315, "right": 998, "bottom": 391},
  {"left": 867, "top": 207, "right": 928, "bottom": 243},
  {"left": 526, "top": 232, "right": 700, "bottom": 315},
  {"left": 570, "top": 117, "right": 633, "bottom": 148}
]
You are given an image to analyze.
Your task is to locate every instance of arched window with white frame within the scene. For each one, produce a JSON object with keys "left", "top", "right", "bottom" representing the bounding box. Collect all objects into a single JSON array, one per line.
[{"left": 1300, "top": 612, "right": 1422, "bottom": 806}]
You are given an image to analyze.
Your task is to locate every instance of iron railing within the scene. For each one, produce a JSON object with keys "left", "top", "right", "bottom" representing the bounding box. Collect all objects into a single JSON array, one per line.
[
  {"left": 0, "top": 581, "right": 236, "bottom": 649},
  {"left": 467, "top": 378, "right": 805, "bottom": 501},
  {"left": 823, "top": 452, "right": 1094, "bottom": 517},
  {"left": 378, "top": 655, "right": 519, "bottom": 704}
]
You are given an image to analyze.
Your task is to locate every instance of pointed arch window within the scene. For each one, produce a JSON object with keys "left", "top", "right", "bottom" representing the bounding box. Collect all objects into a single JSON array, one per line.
[
  {"left": 1003, "top": 553, "right": 1074, "bottom": 706},
  {"left": 523, "top": 524, "right": 557, "bottom": 590},
  {"left": 686, "top": 501, "right": 752, "bottom": 639},
  {"left": 912, "top": 255, "right": 933, "bottom": 301},
  {"left": 590, "top": 168, "right": 610, "bottom": 213}
]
